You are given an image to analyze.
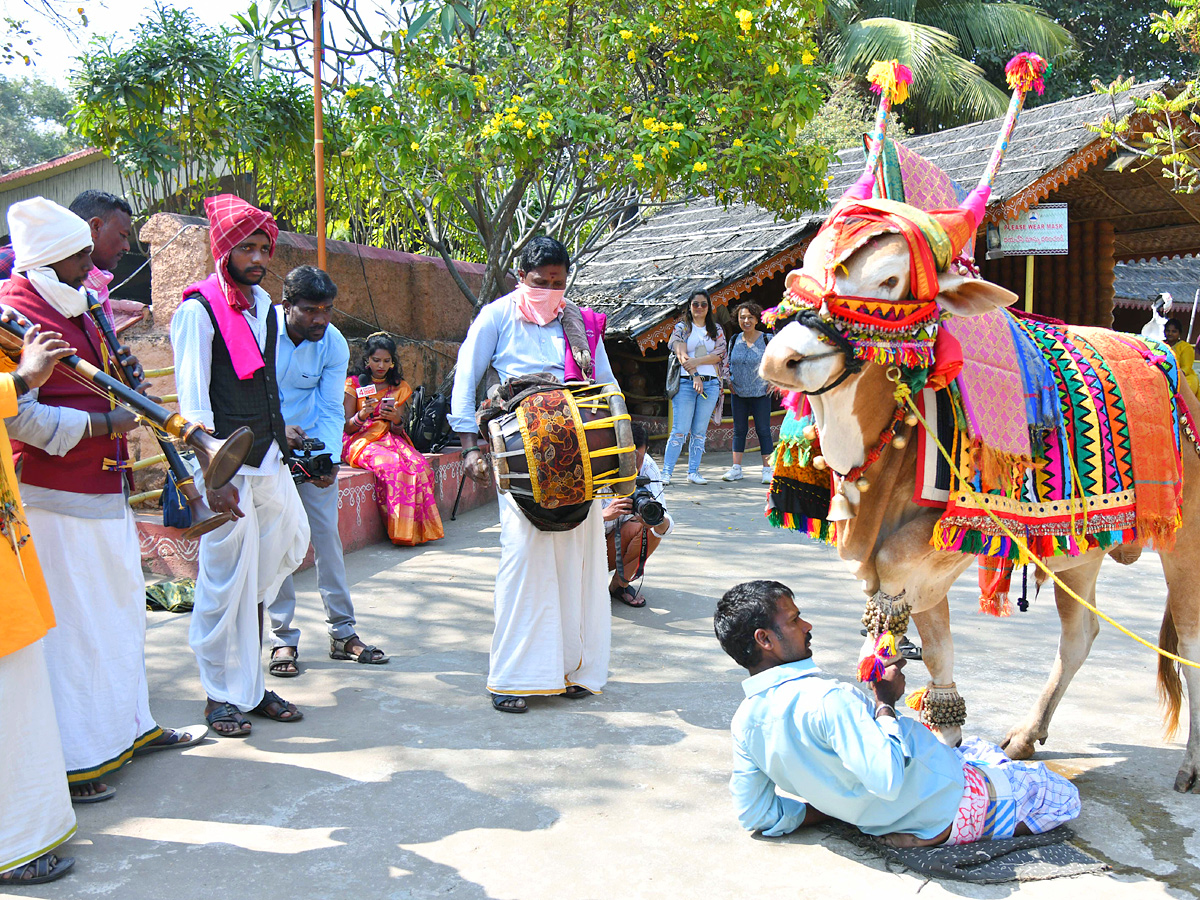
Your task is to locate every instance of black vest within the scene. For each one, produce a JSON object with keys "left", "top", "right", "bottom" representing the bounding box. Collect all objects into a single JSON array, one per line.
[{"left": 194, "top": 296, "right": 290, "bottom": 468}]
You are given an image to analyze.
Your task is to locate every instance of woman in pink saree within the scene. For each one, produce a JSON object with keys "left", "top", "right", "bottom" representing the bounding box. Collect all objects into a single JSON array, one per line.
[{"left": 342, "top": 334, "right": 444, "bottom": 546}]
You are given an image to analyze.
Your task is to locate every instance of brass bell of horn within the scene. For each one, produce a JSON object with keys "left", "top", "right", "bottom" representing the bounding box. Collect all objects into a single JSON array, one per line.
[
  {"left": 181, "top": 500, "right": 236, "bottom": 540},
  {"left": 185, "top": 426, "right": 255, "bottom": 490}
]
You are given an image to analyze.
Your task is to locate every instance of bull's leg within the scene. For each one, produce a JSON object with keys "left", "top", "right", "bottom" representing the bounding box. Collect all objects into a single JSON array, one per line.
[
  {"left": 1001, "top": 555, "right": 1103, "bottom": 759},
  {"left": 1157, "top": 549, "right": 1200, "bottom": 792},
  {"left": 911, "top": 598, "right": 965, "bottom": 747}
]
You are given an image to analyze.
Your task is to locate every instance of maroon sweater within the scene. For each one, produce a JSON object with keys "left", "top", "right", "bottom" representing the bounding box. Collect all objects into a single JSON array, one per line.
[{"left": 1, "top": 275, "right": 132, "bottom": 494}]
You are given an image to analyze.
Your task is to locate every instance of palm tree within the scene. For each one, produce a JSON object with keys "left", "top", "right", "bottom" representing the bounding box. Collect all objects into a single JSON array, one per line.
[{"left": 822, "top": 0, "right": 1075, "bottom": 131}]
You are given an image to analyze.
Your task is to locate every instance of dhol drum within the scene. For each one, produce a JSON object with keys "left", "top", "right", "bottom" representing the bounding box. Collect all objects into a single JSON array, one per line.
[{"left": 488, "top": 382, "right": 637, "bottom": 530}]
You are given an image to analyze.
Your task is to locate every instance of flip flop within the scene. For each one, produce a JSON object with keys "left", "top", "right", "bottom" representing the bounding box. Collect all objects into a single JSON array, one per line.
[
  {"left": 133, "top": 725, "right": 209, "bottom": 756},
  {"left": 0, "top": 853, "right": 74, "bottom": 885},
  {"left": 610, "top": 583, "right": 646, "bottom": 608},
  {"left": 70, "top": 782, "right": 116, "bottom": 804}
]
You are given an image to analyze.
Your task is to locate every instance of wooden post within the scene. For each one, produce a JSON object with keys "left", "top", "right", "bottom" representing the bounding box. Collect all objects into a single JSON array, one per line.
[
  {"left": 313, "top": 0, "right": 327, "bottom": 271},
  {"left": 1024, "top": 255, "right": 1034, "bottom": 313}
]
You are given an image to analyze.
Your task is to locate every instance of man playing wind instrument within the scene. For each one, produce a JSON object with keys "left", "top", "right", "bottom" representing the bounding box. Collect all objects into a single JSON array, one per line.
[{"left": 1, "top": 197, "right": 202, "bottom": 806}]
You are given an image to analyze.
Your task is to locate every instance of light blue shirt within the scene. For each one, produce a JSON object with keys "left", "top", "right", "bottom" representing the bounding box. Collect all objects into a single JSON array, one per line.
[
  {"left": 730, "top": 659, "right": 965, "bottom": 839},
  {"left": 449, "top": 294, "right": 617, "bottom": 433},
  {"left": 274, "top": 308, "right": 350, "bottom": 463}
]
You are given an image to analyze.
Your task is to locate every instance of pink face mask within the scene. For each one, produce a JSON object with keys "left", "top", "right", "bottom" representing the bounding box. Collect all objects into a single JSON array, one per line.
[{"left": 513, "top": 283, "right": 567, "bottom": 326}]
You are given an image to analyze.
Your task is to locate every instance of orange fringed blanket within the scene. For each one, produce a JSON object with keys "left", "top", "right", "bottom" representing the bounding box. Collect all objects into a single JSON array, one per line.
[{"left": 1073, "top": 327, "right": 1183, "bottom": 549}]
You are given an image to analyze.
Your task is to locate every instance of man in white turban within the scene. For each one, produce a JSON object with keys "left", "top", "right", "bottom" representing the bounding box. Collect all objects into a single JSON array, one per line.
[{"left": 1, "top": 197, "right": 202, "bottom": 805}]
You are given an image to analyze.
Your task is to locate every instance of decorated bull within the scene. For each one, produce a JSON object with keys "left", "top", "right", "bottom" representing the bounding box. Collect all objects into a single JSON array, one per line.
[{"left": 759, "top": 56, "right": 1200, "bottom": 793}]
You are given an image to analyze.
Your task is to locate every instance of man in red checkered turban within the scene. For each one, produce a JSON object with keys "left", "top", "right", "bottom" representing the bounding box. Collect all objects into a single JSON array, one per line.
[{"left": 170, "top": 195, "right": 310, "bottom": 737}]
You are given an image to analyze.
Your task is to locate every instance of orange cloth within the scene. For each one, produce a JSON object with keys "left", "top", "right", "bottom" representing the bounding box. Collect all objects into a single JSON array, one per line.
[{"left": 0, "top": 370, "right": 55, "bottom": 659}]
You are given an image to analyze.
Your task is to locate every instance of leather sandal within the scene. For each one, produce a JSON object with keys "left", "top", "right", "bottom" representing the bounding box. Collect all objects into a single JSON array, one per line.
[
  {"left": 0, "top": 853, "right": 74, "bottom": 885},
  {"left": 269, "top": 646, "right": 300, "bottom": 678},
  {"left": 330, "top": 635, "right": 389, "bottom": 664},
  {"left": 250, "top": 690, "right": 304, "bottom": 723},
  {"left": 491, "top": 693, "right": 527, "bottom": 713}
]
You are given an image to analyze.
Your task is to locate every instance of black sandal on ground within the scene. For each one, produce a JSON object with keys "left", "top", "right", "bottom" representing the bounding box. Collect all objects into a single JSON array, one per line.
[
  {"left": 491, "top": 693, "right": 527, "bottom": 714},
  {"left": 330, "top": 635, "right": 389, "bottom": 665},
  {"left": 563, "top": 685, "right": 594, "bottom": 699},
  {"left": 0, "top": 853, "right": 74, "bottom": 885},
  {"left": 610, "top": 583, "right": 646, "bottom": 608},
  {"left": 205, "top": 702, "right": 252, "bottom": 737},
  {"left": 250, "top": 690, "right": 304, "bottom": 723},
  {"left": 269, "top": 646, "right": 300, "bottom": 678}
]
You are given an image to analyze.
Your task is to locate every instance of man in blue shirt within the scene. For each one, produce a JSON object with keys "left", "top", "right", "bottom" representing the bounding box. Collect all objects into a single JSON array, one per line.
[
  {"left": 715, "top": 580, "right": 1080, "bottom": 846},
  {"left": 267, "top": 266, "right": 388, "bottom": 676}
]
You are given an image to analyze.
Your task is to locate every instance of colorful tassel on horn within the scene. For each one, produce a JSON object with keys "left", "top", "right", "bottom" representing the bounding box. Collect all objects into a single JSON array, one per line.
[
  {"left": 867, "top": 60, "right": 914, "bottom": 106},
  {"left": 858, "top": 655, "right": 885, "bottom": 683},
  {"left": 1004, "top": 52, "right": 1050, "bottom": 96},
  {"left": 905, "top": 686, "right": 929, "bottom": 711}
]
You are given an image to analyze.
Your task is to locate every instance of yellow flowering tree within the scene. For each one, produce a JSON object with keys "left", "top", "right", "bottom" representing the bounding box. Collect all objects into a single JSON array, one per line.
[{"left": 261, "top": 0, "right": 827, "bottom": 308}]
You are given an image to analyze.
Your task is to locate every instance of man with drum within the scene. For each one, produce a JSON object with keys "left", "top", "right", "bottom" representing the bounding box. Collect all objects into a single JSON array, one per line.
[{"left": 451, "top": 235, "right": 620, "bottom": 713}]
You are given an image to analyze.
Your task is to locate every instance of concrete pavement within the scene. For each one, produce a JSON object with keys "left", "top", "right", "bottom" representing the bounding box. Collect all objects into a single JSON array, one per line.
[{"left": 6, "top": 461, "right": 1200, "bottom": 899}]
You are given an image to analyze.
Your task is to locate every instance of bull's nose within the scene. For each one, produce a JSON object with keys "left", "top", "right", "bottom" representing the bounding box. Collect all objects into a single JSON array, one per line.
[{"left": 785, "top": 354, "right": 804, "bottom": 369}]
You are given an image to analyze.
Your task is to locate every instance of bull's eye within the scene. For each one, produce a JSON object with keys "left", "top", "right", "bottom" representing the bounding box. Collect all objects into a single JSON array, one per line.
[{"left": 881, "top": 275, "right": 900, "bottom": 290}]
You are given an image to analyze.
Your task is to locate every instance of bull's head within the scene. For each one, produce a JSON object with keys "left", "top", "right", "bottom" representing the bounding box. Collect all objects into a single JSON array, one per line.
[{"left": 759, "top": 194, "right": 1017, "bottom": 396}]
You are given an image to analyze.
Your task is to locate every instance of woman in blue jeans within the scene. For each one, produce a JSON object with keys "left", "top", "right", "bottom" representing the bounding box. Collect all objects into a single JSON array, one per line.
[
  {"left": 722, "top": 302, "right": 775, "bottom": 484},
  {"left": 663, "top": 290, "right": 726, "bottom": 484}
]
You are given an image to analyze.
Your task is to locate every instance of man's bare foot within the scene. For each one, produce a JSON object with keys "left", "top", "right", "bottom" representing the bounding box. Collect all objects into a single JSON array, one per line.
[
  {"left": 205, "top": 700, "right": 252, "bottom": 737},
  {"left": 879, "top": 823, "right": 952, "bottom": 848},
  {"left": 69, "top": 781, "right": 114, "bottom": 803}
]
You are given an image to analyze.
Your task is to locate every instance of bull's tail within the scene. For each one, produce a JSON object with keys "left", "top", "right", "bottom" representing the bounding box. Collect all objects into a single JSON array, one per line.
[{"left": 1159, "top": 606, "right": 1184, "bottom": 741}]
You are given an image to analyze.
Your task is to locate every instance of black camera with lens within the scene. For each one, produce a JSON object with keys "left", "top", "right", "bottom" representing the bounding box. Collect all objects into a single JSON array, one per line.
[
  {"left": 631, "top": 475, "right": 665, "bottom": 527},
  {"left": 289, "top": 437, "right": 334, "bottom": 485}
]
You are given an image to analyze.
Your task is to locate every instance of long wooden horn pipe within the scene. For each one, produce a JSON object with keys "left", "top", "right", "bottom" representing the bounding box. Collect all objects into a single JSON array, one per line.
[
  {"left": 0, "top": 315, "right": 253, "bottom": 490},
  {"left": 87, "top": 300, "right": 235, "bottom": 538}
]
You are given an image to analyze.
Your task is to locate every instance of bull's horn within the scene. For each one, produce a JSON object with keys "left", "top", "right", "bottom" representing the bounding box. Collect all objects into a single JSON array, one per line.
[
  {"left": 974, "top": 53, "right": 1050, "bottom": 198},
  {"left": 843, "top": 60, "right": 915, "bottom": 202}
]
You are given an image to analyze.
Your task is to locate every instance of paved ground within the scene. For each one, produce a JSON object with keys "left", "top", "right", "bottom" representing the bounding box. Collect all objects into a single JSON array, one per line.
[{"left": 7, "top": 461, "right": 1200, "bottom": 899}]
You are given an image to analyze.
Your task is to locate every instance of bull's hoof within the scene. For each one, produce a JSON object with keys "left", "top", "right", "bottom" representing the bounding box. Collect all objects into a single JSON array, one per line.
[
  {"left": 1173, "top": 764, "right": 1200, "bottom": 793},
  {"left": 1001, "top": 726, "right": 1042, "bottom": 760}
]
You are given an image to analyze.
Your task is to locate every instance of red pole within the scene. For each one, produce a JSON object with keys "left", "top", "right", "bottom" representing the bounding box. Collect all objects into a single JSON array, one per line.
[{"left": 313, "top": 0, "right": 327, "bottom": 270}]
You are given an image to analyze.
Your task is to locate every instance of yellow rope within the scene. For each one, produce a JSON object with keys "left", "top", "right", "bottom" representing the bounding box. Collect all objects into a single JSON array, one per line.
[{"left": 901, "top": 390, "right": 1200, "bottom": 670}]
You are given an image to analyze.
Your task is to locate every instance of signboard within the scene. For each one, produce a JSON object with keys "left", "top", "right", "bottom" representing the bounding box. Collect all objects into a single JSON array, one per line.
[{"left": 985, "top": 203, "right": 1068, "bottom": 258}]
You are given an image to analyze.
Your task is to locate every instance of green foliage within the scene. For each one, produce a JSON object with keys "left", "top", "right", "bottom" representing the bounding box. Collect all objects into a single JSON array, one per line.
[
  {"left": 1023, "top": 0, "right": 1192, "bottom": 102},
  {"left": 0, "top": 75, "right": 82, "bottom": 174},
  {"left": 797, "top": 79, "right": 909, "bottom": 151},
  {"left": 262, "top": 0, "right": 830, "bottom": 307},
  {"left": 821, "top": 0, "right": 1075, "bottom": 131}
]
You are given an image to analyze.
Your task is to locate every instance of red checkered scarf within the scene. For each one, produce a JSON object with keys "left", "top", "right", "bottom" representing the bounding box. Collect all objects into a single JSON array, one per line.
[{"left": 204, "top": 194, "right": 279, "bottom": 312}]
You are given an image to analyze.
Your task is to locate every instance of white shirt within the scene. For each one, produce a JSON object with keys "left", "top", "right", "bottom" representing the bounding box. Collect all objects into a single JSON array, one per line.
[
  {"left": 170, "top": 284, "right": 282, "bottom": 477},
  {"left": 601, "top": 453, "right": 674, "bottom": 537},
  {"left": 687, "top": 326, "right": 719, "bottom": 378}
]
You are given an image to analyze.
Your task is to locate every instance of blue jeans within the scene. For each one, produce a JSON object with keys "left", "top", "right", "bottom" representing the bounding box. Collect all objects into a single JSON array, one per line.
[
  {"left": 732, "top": 394, "right": 774, "bottom": 456},
  {"left": 664, "top": 375, "right": 721, "bottom": 476}
]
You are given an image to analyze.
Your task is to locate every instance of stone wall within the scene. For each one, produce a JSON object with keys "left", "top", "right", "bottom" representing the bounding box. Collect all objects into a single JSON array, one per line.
[{"left": 123, "top": 215, "right": 493, "bottom": 494}]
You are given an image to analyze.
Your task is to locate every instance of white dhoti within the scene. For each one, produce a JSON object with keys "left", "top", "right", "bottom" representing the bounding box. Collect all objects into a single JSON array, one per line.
[
  {"left": 190, "top": 465, "right": 309, "bottom": 711},
  {"left": 0, "top": 640, "right": 75, "bottom": 873},
  {"left": 24, "top": 506, "right": 160, "bottom": 783},
  {"left": 489, "top": 494, "right": 611, "bottom": 695}
]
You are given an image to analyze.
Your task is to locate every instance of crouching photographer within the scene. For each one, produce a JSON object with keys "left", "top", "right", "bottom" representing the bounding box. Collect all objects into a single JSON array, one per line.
[{"left": 604, "top": 421, "right": 673, "bottom": 608}]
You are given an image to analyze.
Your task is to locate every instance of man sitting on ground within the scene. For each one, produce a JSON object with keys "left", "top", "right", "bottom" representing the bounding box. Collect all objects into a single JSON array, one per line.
[
  {"left": 602, "top": 421, "right": 672, "bottom": 608},
  {"left": 714, "top": 580, "right": 1080, "bottom": 846}
]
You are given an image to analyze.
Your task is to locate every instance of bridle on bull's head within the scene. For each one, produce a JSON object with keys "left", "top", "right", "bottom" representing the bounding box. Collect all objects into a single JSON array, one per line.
[{"left": 762, "top": 198, "right": 960, "bottom": 395}]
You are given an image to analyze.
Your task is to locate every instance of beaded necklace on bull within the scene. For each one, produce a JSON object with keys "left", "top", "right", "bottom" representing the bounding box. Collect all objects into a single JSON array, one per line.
[{"left": 762, "top": 54, "right": 1050, "bottom": 713}]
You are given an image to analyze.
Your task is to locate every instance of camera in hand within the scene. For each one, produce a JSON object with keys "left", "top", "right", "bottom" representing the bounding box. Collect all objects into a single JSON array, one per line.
[
  {"left": 631, "top": 475, "right": 665, "bottom": 527},
  {"left": 289, "top": 437, "right": 334, "bottom": 485}
]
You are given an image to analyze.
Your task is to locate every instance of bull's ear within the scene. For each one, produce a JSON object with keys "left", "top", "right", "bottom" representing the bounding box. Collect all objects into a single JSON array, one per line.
[
  {"left": 937, "top": 271, "right": 1018, "bottom": 318},
  {"left": 784, "top": 269, "right": 804, "bottom": 293}
]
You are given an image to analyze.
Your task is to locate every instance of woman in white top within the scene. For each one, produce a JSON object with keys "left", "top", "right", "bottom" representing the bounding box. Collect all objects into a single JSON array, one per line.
[{"left": 664, "top": 290, "right": 727, "bottom": 484}]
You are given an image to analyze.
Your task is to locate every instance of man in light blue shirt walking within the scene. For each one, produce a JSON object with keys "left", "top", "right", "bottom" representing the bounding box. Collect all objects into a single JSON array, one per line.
[
  {"left": 267, "top": 266, "right": 388, "bottom": 676},
  {"left": 715, "top": 581, "right": 1080, "bottom": 846}
]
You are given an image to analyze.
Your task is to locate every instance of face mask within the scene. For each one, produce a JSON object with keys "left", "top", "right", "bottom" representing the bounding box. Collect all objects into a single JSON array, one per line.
[{"left": 513, "top": 283, "right": 567, "bottom": 326}]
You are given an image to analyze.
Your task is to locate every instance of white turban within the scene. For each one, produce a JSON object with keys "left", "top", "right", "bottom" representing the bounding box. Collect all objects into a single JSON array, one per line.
[{"left": 7, "top": 196, "right": 94, "bottom": 317}]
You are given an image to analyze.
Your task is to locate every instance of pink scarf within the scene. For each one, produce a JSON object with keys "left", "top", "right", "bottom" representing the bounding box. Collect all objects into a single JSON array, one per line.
[
  {"left": 513, "top": 284, "right": 566, "bottom": 325},
  {"left": 182, "top": 273, "right": 265, "bottom": 380}
]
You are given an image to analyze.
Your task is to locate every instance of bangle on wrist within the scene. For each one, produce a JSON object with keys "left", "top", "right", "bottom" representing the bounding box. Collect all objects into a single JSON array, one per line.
[
  {"left": 875, "top": 703, "right": 896, "bottom": 717},
  {"left": 463, "top": 446, "right": 482, "bottom": 459},
  {"left": 10, "top": 372, "right": 29, "bottom": 396}
]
